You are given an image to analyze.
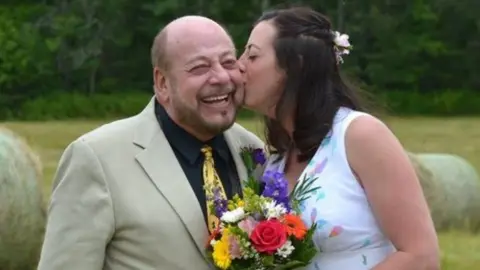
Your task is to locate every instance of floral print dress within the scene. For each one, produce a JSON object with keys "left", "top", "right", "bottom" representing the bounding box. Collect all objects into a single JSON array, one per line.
[{"left": 262, "top": 107, "right": 396, "bottom": 270}]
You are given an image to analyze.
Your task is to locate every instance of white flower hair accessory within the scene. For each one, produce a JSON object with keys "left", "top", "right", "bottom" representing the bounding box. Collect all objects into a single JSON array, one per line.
[{"left": 332, "top": 31, "right": 352, "bottom": 64}]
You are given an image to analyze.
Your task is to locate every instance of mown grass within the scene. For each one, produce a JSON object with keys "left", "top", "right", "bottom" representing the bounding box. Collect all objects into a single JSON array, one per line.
[{"left": 3, "top": 116, "right": 480, "bottom": 269}]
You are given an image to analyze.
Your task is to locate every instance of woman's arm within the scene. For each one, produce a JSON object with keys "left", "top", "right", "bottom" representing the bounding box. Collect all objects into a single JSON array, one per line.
[{"left": 346, "top": 115, "right": 440, "bottom": 270}]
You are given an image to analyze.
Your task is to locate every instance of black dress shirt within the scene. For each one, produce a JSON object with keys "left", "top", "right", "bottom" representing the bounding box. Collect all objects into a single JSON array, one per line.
[{"left": 155, "top": 101, "right": 241, "bottom": 224}]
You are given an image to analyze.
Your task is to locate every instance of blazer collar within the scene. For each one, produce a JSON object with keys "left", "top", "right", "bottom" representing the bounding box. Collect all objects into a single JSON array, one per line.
[{"left": 132, "top": 97, "right": 248, "bottom": 259}]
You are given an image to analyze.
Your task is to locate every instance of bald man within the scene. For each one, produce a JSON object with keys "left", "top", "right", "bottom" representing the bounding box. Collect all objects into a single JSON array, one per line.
[{"left": 37, "top": 16, "right": 264, "bottom": 270}]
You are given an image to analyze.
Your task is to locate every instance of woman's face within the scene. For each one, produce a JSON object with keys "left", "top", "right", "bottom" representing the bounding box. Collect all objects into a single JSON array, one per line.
[{"left": 239, "top": 21, "right": 285, "bottom": 118}]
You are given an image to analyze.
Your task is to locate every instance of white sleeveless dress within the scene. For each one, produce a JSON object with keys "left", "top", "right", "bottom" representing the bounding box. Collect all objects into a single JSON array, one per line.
[{"left": 263, "top": 107, "right": 396, "bottom": 270}]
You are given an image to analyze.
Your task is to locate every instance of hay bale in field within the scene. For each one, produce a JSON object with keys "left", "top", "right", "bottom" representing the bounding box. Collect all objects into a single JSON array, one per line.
[
  {"left": 407, "top": 152, "right": 480, "bottom": 232},
  {"left": 0, "top": 127, "right": 46, "bottom": 269},
  {"left": 407, "top": 152, "right": 447, "bottom": 230}
]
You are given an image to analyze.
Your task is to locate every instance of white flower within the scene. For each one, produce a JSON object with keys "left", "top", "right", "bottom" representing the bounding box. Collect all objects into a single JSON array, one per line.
[
  {"left": 210, "top": 239, "right": 217, "bottom": 246},
  {"left": 263, "top": 201, "right": 287, "bottom": 220},
  {"left": 333, "top": 31, "right": 352, "bottom": 64},
  {"left": 333, "top": 31, "right": 351, "bottom": 48},
  {"left": 276, "top": 240, "right": 295, "bottom": 258},
  {"left": 220, "top": 207, "right": 245, "bottom": 223}
]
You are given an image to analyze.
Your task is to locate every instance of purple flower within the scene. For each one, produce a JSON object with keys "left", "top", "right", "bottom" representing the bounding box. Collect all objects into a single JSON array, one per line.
[
  {"left": 214, "top": 199, "right": 228, "bottom": 217},
  {"left": 274, "top": 196, "right": 291, "bottom": 209},
  {"left": 212, "top": 187, "right": 228, "bottom": 217},
  {"left": 253, "top": 148, "right": 266, "bottom": 165},
  {"left": 261, "top": 170, "right": 291, "bottom": 210}
]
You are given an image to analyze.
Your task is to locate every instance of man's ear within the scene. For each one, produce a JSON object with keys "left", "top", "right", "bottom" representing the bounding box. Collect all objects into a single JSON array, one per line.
[{"left": 153, "top": 67, "right": 168, "bottom": 103}]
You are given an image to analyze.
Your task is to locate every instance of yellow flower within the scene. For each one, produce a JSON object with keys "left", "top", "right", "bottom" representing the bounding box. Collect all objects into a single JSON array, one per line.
[
  {"left": 221, "top": 227, "right": 230, "bottom": 240},
  {"left": 236, "top": 200, "right": 245, "bottom": 207},
  {"left": 212, "top": 236, "right": 231, "bottom": 269}
]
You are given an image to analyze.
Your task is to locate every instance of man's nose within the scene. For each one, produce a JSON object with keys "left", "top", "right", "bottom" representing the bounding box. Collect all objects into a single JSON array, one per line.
[{"left": 210, "top": 66, "right": 231, "bottom": 85}]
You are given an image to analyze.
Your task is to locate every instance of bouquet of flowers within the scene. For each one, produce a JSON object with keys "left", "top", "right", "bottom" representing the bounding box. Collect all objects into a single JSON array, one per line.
[{"left": 205, "top": 147, "right": 319, "bottom": 270}]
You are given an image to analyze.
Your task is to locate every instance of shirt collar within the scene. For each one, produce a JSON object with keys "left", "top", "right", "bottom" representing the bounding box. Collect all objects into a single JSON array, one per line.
[{"left": 155, "top": 101, "right": 230, "bottom": 164}]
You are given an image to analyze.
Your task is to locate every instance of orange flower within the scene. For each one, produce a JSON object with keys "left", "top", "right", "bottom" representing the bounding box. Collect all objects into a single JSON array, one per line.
[
  {"left": 206, "top": 225, "right": 221, "bottom": 248},
  {"left": 282, "top": 214, "right": 308, "bottom": 240}
]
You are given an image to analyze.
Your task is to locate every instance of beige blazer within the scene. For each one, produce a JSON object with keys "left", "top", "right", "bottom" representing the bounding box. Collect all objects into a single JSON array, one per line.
[{"left": 37, "top": 98, "right": 265, "bottom": 270}]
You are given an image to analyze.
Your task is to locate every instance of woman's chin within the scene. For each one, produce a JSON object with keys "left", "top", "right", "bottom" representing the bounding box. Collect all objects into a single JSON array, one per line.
[
  {"left": 242, "top": 103, "right": 275, "bottom": 119},
  {"left": 242, "top": 103, "right": 258, "bottom": 112}
]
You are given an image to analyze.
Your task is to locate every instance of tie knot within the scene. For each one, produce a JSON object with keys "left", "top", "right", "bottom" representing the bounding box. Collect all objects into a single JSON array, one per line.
[{"left": 201, "top": 145, "right": 213, "bottom": 158}]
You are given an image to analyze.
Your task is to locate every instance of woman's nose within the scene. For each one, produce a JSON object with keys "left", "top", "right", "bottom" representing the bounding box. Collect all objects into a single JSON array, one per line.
[{"left": 237, "top": 60, "right": 246, "bottom": 74}]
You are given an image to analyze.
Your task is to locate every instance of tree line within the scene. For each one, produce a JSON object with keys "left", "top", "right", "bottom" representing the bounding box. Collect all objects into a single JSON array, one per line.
[{"left": 0, "top": 0, "right": 479, "bottom": 119}]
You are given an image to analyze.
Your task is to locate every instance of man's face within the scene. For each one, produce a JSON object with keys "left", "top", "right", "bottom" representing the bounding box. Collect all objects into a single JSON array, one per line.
[{"left": 155, "top": 24, "right": 244, "bottom": 140}]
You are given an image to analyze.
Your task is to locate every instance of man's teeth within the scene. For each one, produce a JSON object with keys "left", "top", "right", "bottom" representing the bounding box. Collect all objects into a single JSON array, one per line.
[{"left": 203, "top": 94, "right": 229, "bottom": 102}]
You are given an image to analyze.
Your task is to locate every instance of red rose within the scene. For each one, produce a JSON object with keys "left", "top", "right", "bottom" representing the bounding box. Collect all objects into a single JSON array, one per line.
[{"left": 250, "top": 219, "right": 287, "bottom": 254}]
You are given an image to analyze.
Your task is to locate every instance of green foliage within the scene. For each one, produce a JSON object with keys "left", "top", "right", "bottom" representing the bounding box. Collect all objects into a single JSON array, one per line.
[
  {"left": 288, "top": 222, "right": 318, "bottom": 266},
  {"left": 7, "top": 92, "right": 152, "bottom": 120},
  {"left": 378, "top": 90, "right": 480, "bottom": 116},
  {"left": 0, "top": 0, "right": 479, "bottom": 119},
  {"left": 1, "top": 90, "right": 479, "bottom": 120},
  {"left": 290, "top": 175, "right": 320, "bottom": 204}
]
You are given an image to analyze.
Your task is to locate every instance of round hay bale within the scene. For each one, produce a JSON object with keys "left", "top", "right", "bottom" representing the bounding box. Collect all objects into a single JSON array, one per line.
[
  {"left": 408, "top": 152, "right": 480, "bottom": 232},
  {"left": 0, "top": 127, "right": 46, "bottom": 269},
  {"left": 406, "top": 152, "right": 447, "bottom": 230}
]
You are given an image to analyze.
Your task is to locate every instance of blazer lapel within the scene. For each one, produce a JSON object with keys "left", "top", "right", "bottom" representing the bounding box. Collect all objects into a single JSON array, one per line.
[
  {"left": 224, "top": 128, "right": 248, "bottom": 187},
  {"left": 133, "top": 98, "right": 208, "bottom": 259}
]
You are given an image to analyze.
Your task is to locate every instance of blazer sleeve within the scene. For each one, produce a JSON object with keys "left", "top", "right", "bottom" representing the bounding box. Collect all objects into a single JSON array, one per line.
[{"left": 37, "top": 139, "right": 115, "bottom": 270}]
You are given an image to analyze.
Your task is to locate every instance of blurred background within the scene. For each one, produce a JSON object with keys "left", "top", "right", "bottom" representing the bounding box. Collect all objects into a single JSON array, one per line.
[{"left": 0, "top": 0, "right": 479, "bottom": 269}]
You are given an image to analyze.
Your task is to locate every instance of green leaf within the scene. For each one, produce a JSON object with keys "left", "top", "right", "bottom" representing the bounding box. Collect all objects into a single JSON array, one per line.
[
  {"left": 262, "top": 255, "right": 275, "bottom": 266},
  {"left": 242, "top": 151, "right": 254, "bottom": 173},
  {"left": 45, "top": 38, "right": 61, "bottom": 52},
  {"left": 290, "top": 174, "right": 320, "bottom": 202},
  {"left": 288, "top": 225, "right": 318, "bottom": 264},
  {"left": 273, "top": 260, "right": 308, "bottom": 269},
  {"left": 244, "top": 176, "right": 260, "bottom": 194}
]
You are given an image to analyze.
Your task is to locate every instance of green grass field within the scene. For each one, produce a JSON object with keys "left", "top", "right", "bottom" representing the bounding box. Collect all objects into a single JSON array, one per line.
[{"left": 3, "top": 116, "right": 480, "bottom": 269}]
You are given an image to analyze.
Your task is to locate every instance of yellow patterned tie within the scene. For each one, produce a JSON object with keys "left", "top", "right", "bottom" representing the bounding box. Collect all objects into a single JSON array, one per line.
[{"left": 201, "top": 145, "right": 227, "bottom": 233}]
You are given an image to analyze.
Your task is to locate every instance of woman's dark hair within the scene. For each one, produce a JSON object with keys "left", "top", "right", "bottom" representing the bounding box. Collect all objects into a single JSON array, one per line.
[{"left": 256, "top": 6, "right": 374, "bottom": 163}]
